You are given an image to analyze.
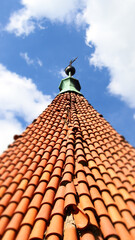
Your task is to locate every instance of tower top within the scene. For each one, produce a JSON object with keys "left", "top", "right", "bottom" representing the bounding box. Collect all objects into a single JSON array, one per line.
[{"left": 59, "top": 58, "right": 82, "bottom": 95}]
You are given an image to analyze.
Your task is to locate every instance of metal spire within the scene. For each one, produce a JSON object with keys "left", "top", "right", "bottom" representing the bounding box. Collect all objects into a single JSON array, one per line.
[
  {"left": 69, "top": 57, "right": 78, "bottom": 66},
  {"left": 59, "top": 58, "right": 82, "bottom": 95}
]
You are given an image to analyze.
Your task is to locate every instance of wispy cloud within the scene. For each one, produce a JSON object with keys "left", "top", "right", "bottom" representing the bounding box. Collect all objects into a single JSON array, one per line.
[
  {"left": 20, "top": 52, "right": 34, "bottom": 65},
  {"left": 20, "top": 52, "right": 43, "bottom": 67},
  {"left": 5, "top": 1, "right": 135, "bottom": 112},
  {"left": 37, "top": 58, "right": 43, "bottom": 67},
  {"left": 38, "top": 21, "right": 47, "bottom": 30},
  {"left": 0, "top": 63, "right": 52, "bottom": 152},
  {"left": 5, "top": 8, "right": 35, "bottom": 36},
  {"left": 58, "top": 69, "right": 67, "bottom": 78}
]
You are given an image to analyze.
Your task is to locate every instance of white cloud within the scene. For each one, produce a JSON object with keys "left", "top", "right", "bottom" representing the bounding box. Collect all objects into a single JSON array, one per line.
[
  {"left": 5, "top": 1, "right": 135, "bottom": 110},
  {"left": 20, "top": 52, "right": 34, "bottom": 65},
  {"left": 0, "top": 63, "right": 52, "bottom": 153},
  {"left": 37, "top": 58, "right": 43, "bottom": 67},
  {"left": 5, "top": 0, "right": 85, "bottom": 36},
  {"left": 6, "top": 8, "right": 35, "bottom": 36},
  {"left": 0, "top": 114, "right": 23, "bottom": 153},
  {"left": 80, "top": 0, "right": 135, "bottom": 109},
  {"left": 38, "top": 22, "right": 47, "bottom": 30},
  {"left": 20, "top": 52, "right": 43, "bottom": 67},
  {"left": 59, "top": 69, "right": 67, "bottom": 78}
]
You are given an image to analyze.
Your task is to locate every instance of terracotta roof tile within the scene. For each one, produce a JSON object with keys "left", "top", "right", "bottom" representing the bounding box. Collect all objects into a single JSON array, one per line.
[
  {"left": 42, "top": 189, "right": 55, "bottom": 205},
  {"left": 73, "top": 206, "right": 89, "bottom": 230},
  {"left": 0, "top": 91, "right": 135, "bottom": 239},
  {"left": 100, "top": 216, "right": 119, "bottom": 239},
  {"left": 16, "top": 225, "right": 32, "bottom": 240},
  {"left": 29, "top": 219, "right": 47, "bottom": 240},
  {"left": 46, "top": 214, "right": 64, "bottom": 239}
]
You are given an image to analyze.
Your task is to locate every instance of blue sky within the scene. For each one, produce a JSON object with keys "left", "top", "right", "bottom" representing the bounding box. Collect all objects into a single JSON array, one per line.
[{"left": 0, "top": 0, "right": 135, "bottom": 152}]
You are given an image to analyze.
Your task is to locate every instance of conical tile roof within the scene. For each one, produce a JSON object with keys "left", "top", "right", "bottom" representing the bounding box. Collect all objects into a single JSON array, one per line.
[{"left": 0, "top": 89, "right": 135, "bottom": 239}]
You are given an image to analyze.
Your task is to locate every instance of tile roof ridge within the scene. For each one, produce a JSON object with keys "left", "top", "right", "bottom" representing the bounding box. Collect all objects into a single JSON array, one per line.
[{"left": 0, "top": 91, "right": 135, "bottom": 239}]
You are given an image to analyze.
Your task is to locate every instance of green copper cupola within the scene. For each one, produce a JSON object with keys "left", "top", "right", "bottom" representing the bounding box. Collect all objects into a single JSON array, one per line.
[{"left": 59, "top": 59, "right": 82, "bottom": 95}]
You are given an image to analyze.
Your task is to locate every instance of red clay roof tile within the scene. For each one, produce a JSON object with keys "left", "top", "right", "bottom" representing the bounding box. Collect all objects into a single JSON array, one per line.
[
  {"left": 73, "top": 206, "right": 89, "bottom": 230},
  {"left": 100, "top": 216, "right": 118, "bottom": 239},
  {"left": 21, "top": 207, "right": 37, "bottom": 226},
  {"left": 29, "top": 193, "right": 43, "bottom": 209},
  {"left": 29, "top": 219, "right": 47, "bottom": 240},
  {"left": 16, "top": 225, "right": 31, "bottom": 240},
  {"left": 115, "top": 222, "right": 133, "bottom": 240},
  {"left": 46, "top": 214, "right": 64, "bottom": 238},
  {"left": 36, "top": 203, "right": 52, "bottom": 222},
  {"left": 2, "top": 229, "right": 16, "bottom": 240}
]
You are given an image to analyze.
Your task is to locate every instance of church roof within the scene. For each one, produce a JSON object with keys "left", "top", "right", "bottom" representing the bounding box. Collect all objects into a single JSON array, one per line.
[{"left": 0, "top": 71, "right": 135, "bottom": 240}]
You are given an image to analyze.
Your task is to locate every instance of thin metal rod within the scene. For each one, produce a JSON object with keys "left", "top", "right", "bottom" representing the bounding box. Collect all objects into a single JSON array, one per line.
[{"left": 69, "top": 71, "right": 72, "bottom": 77}]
